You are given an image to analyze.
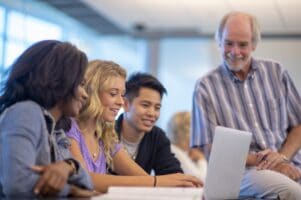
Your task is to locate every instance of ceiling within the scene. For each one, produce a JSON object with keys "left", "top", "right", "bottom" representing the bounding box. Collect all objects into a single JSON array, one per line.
[
  {"left": 41, "top": 0, "right": 301, "bottom": 38},
  {"left": 37, "top": 0, "right": 125, "bottom": 34}
]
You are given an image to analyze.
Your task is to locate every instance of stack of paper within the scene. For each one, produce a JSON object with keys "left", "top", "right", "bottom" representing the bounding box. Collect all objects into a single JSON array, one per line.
[{"left": 92, "top": 187, "right": 203, "bottom": 200}]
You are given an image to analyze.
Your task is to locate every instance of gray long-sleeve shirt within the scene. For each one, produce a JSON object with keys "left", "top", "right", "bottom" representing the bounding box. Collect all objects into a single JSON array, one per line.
[{"left": 0, "top": 101, "right": 93, "bottom": 197}]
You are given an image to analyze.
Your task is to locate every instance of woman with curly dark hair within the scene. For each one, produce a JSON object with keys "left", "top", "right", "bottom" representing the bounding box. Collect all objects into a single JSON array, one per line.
[{"left": 0, "top": 40, "right": 95, "bottom": 198}]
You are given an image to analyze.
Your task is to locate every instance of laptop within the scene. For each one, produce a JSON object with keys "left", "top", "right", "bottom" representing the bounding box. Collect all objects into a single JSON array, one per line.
[{"left": 204, "top": 126, "right": 252, "bottom": 200}]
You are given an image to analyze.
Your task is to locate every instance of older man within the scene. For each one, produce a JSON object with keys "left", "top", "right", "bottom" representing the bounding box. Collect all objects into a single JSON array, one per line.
[{"left": 191, "top": 11, "right": 301, "bottom": 199}]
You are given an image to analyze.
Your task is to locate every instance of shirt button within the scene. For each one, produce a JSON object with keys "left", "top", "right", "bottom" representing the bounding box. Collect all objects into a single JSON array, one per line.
[
  {"left": 255, "top": 122, "right": 259, "bottom": 127},
  {"left": 249, "top": 103, "right": 253, "bottom": 108}
]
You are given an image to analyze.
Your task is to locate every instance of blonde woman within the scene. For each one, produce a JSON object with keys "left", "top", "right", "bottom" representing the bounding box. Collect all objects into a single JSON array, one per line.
[
  {"left": 65, "top": 60, "right": 202, "bottom": 193},
  {"left": 168, "top": 111, "right": 207, "bottom": 182}
]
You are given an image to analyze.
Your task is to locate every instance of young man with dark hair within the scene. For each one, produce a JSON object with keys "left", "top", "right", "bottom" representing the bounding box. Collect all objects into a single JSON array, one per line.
[{"left": 115, "top": 72, "right": 183, "bottom": 175}]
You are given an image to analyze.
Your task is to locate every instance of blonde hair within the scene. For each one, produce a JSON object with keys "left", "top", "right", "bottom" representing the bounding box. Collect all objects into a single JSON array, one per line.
[
  {"left": 168, "top": 111, "right": 191, "bottom": 146},
  {"left": 78, "top": 59, "right": 126, "bottom": 167}
]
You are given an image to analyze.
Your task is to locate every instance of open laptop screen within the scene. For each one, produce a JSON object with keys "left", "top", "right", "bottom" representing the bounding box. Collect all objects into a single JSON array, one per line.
[{"left": 204, "top": 126, "right": 252, "bottom": 200}]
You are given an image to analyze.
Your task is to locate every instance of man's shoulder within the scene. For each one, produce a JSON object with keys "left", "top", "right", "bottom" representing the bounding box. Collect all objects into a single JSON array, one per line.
[
  {"left": 150, "top": 125, "right": 165, "bottom": 133},
  {"left": 253, "top": 58, "right": 282, "bottom": 69},
  {"left": 194, "top": 67, "right": 223, "bottom": 90},
  {"left": 142, "top": 126, "right": 172, "bottom": 150},
  {"left": 199, "top": 67, "right": 222, "bottom": 81},
  {"left": 145, "top": 126, "right": 168, "bottom": 139}
]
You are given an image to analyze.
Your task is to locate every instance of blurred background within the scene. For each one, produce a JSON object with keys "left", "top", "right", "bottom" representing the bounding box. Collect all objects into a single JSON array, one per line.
[{"left": 0, "top": 0, "right": 301, "bottom": 131}]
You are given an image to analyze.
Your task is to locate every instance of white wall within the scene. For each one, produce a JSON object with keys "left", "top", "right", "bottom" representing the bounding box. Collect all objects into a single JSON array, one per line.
[
  {"left": 157, "top": 38, "right": 301, "bottom": 132},
  {"left": 97, "top": 36, "right": 147, "bottom": 74},
  {"left": 254, "top": 39, "right": 301, "bottom": 94}
]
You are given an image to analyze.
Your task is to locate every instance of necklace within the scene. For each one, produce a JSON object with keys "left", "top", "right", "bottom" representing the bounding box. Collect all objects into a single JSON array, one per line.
[
  {"left": 81, "top": 129, "right": 99, "bottom": 160},
  {"left": 89, "top": 136, "right": 99, "bottom": 160},
  {"left": 127, "top": 146, "right": 138, "bottom": 160},
  {"left": 92, "top": 152, "right": 98, "bottom": 159},
  {"left": 120, "top": 136, "right": 140, "bottom": 160},
  {"left": 91, "top": 144, "right": 100, "bottom": 160}
]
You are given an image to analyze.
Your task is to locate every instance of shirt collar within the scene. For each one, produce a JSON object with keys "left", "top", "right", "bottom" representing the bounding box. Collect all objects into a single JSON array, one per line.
[
  {"left": 42, "top": 108, "right": 56, "bottom": 135},
  {"left": 221, "top": 57, "right": 258, "bottom": 83}
]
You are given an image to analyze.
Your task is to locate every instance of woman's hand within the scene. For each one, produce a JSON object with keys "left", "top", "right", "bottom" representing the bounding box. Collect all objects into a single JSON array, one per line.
[
  {"left": 31, "top": 161, "right": 72, "bottom": 196},
  {"left": 156, "top": 173, "right": 203, "bottom": 187}
]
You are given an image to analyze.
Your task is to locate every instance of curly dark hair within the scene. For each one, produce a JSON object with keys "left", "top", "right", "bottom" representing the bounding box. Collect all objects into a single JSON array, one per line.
[{"left": 0, "top": 40, "right": 87, "bottom": 114}]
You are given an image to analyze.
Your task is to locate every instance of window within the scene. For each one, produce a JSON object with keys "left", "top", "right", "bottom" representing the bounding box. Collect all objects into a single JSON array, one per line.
[
  {"left": 0, "top": 6, "right": 5, "bottom": 70},
  {"left": 25, "top": 15, "right": 62, "bottom": 43},
  {"left": 4, "top": 10, "right": 62, "bottom": 68},
  {"left": 0, "top": 6, "right": 4, "bottom": 34},
  {"left": 4, "top": 40, "right": 26, "bottom": 69},
  {"left": 7, "top": 11, "right": 26, "bottom": 41}
]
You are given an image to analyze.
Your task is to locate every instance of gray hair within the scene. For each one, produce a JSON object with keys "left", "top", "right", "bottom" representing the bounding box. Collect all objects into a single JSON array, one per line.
[{"left": 215, "top": 11, "right": 261, "bottom": 47}]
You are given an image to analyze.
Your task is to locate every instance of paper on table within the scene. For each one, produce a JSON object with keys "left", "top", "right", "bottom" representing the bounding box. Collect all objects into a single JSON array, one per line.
[{"left": 92, "top": 187, "right": 203, "bottom": 200}]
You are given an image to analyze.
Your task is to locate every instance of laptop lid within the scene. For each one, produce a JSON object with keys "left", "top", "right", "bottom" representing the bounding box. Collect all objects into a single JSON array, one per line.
[{"left": 204, "top": 126, "right": 252, "bottom": 200}]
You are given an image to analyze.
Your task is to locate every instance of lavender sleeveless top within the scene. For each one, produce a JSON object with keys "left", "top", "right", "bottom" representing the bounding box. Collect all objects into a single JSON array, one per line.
[{"left": 66, "top": 118, "right": 121, "bottom": 174}]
